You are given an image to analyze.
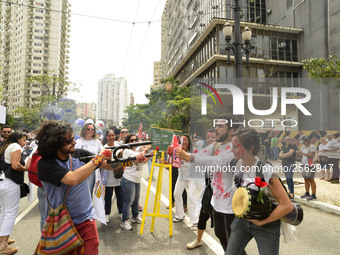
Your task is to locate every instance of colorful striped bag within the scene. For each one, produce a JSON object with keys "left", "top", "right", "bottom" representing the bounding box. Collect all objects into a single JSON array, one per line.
[{"left": 35, "top": 157, "right": 84, "bottom": 255}]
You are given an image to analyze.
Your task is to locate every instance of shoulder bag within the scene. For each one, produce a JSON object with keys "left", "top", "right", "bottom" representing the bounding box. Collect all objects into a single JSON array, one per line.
[{"left": 35, "top": 155, "right": 84, "bottom": 255}]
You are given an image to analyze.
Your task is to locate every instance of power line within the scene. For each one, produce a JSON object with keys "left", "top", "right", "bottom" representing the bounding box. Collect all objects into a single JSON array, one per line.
[
  {"left": 128, "top": 0, "right": 161, "bottom": 79},
  {"left": 0, "top": 0, "right": 232, "bottom": 25},
  {"left": 121, "top": 0, "right": 142, "bottom": 77}
]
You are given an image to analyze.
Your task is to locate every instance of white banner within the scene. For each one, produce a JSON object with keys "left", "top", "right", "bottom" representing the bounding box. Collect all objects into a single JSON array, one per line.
[
  {"left": 93, "top": 169, "right": 107, "bottom": 225},
  {"left": 0, "top": 105, "right": 6, "bottom": 124}
]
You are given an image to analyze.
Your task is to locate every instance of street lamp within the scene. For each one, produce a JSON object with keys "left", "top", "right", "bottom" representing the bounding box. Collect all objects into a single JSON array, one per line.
[{"left": 222, "top": 0, "right": 252, "bottom": 81}]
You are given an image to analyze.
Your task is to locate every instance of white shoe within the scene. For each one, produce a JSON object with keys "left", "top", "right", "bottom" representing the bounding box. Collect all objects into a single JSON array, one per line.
[
  {"left": 120, "top": 220, "right": 132, "bottom": 230},
  {"left": 105, "top": 215, "right": 110, "bottom": 223},
  {"left": 191, "top": 223, "right": 198, "bottom": 231},
  {"left": 186, "top": 239, "right": 202, "bottom": 250},
  {"left": 131, "top": 216, "right": 142, "bottom": 224}
]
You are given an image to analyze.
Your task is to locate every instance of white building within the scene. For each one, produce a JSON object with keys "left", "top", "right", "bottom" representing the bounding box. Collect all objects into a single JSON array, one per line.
[
  {"left": 97, "top": 73, "right": 132, "bottom": 127},
  {"left": 0, "top": 0, "right": 71, "bottom": 115}
]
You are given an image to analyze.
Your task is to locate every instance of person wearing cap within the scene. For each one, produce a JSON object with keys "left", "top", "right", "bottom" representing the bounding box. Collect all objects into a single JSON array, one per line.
[{"left": 297, "top": 135, "right": 317, "bottom": 200}]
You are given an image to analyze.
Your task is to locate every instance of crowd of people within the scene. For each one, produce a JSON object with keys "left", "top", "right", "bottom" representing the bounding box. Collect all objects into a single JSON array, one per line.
[{"left": 0, "top": 120, "right": 339, "bottom": 254}]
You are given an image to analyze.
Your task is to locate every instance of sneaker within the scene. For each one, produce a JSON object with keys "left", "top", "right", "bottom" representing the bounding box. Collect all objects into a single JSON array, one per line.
[
  {"left": 330, "top": 179, "right": 339, "bottom": 184},
  {"left": 300, "top": 192, "right": 310, "bottom": 199},
  {"left": 173, "top": 216, "right": 184, "bottom": 223},
  {"left": 105, "top": 215, "right": 110, "bottom": 223},
  {"left": 138, "top": 205, "right": 143, "bottom": 211},
  {"left": 307, "top": 194, "right": 317, "bottom": 201},
  {"left": 186, "top": 239, "right": 202, "bottom": 250},
  {"left": 191, "top": 223, "right": 198, "bottom": 231},
  {"left": 120, "top": 220, "right": 132, "bottom": 230},
  {"left": 131, "top": 216, "right": 142, "bottom": 224}
]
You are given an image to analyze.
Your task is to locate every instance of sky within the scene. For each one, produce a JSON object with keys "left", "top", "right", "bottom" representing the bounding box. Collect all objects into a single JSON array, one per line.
[{"left": 67, "top": 0, "right": 167, "bottom": 104}]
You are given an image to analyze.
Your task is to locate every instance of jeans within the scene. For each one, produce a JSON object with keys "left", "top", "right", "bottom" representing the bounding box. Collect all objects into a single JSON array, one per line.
[
  {"left": 283, "top": 162, "right": 295, "bottom": 194},
  {"left": 148, "top": 160, "right": 153, "bottom": 178},
  {"left": 212, "top": 210, "right": 235, "bottom": 251},
  {"left": 226, "top": 218, "right": 280, "bottom": 255},
  {"left": 329, "top": 158, "right": 340, "bottom": 179},
  {"left": 104, "top": 186, "right": 123, "bottom": 215},
  {"left": 121, "top": 177, "right": 140, "bottom": 222},
  {"left": 271, "top": 147, "right": 279, "bottom": 161},
  {"left": 37, "top": 186, "right": 48, "bottom": 232},
  {"left": 265, "top": 146, "right": 271, "bottom": 161}
]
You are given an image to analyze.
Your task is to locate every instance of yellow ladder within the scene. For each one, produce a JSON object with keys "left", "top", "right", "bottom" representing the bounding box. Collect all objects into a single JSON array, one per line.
[{"left": 140, "top": 151, "right": 173, "bottom": 237}]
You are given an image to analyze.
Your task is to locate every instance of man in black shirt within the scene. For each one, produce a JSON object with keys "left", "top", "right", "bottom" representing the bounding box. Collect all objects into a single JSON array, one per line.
[{"left": 279, "top": 136, "right": 297, "bottom": 198}]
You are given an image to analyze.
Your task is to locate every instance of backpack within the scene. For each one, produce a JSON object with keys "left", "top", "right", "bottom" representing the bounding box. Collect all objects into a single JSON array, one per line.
[{"left": 28, "top": 152, "right": 43, "bottom": 187}]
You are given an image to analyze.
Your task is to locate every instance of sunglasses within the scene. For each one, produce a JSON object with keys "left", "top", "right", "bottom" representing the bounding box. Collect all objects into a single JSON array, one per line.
[
  {"left": 65, "top": 136, "right": 75, "bottom": 144},
  {"left": 121, "top": 131, "right": 128, "bottom": 134},
  {"left": 86, "top": 128, "right": 95, "bottom": 131},
  {"left": 2, "top": 131, "right": 11, "bottom": 134},
  {"left": 129, "top": 139, "right": 138, "bottom": 142}
]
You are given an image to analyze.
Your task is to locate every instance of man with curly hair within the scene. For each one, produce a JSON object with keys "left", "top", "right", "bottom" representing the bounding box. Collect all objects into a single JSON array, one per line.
[{"left": 36, "top": 120, "right": 111, "bottom": 255}]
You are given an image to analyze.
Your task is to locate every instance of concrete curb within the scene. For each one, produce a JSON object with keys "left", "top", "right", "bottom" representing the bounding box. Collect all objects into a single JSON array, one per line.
[{"left": 294, "top": 196, "right": 340, "bottom": 216}]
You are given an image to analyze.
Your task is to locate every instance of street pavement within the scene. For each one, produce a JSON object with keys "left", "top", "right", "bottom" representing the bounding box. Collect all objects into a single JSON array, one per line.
[{"left": 10, "top": 164, "right": 340, "bottom": 254}]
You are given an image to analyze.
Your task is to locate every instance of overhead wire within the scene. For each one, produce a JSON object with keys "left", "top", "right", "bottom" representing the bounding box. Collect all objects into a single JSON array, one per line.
[
  {"left": 0, "top": 0, "right": 232, "bottom": 25},
  {"left": 127, "top": 0, "right": 161, "bottom": 80},
  {"left": 121, "top": 0, "right": 142, "bottom": 77}
]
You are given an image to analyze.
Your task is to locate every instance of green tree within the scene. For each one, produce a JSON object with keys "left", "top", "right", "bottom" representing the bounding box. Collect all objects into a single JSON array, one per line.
[
  {"left": 15, "top": 74, "right": 78, "bottom": 129},
  {"left": 302, "top": 55, "right": 340, "bottom": 87}
]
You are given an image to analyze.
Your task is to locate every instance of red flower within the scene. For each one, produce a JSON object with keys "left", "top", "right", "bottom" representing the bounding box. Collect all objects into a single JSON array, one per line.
[
  {"left": 101, "top": 149, "right": 112, "bottom": 157},
  {"left": 255, "top": 177, "right": 267, "bottom": 188},
  {"left": 156, "top": 147, "right": 159, "bottom": 151}
]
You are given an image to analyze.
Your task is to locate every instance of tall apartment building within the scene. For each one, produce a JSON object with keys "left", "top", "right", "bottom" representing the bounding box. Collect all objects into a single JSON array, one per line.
[
  {"left": 150, "top": 60, "right": 162, "bottom": 90},
  {"left": 161, "top": 0, "right": 340, "bottom": 130},
  {"left": 97, "top": 73, "right": 132, "bottom": 127},
  {"left": 76, "top": 102, "right": 96, "bottom": 120},
  {"left": 0, "top": 0, "right": 71, "bottom": 115}
]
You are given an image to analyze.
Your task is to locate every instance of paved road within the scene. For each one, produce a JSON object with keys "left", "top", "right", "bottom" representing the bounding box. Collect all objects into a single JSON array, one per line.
[{"left": 11, "top": 165, "right": 340, "bottom": 254}]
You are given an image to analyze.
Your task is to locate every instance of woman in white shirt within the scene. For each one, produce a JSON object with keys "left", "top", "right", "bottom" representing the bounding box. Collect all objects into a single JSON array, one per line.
[
  {"left": 101, "top": 129, "right": 124, "bottom": 223},
  {"left": 173, "top": 135, "right": 201, "bottom": 230},
  {"left": 226, "top": 128, "right": 292, "bottom": 255},
  {"left": 0, "top": 132, "right": 27, "bottom": 255},
  {"left": 75, "top": 123, "right": 103, "bottom": 195},
  {"left": 120, "top": 134, "right": 147, "bottom": 231}
]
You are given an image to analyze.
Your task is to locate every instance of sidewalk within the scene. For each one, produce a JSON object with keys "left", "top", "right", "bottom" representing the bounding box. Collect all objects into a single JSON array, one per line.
[{"left": 270, "top": 160, "right": 340, "bottom": 216}]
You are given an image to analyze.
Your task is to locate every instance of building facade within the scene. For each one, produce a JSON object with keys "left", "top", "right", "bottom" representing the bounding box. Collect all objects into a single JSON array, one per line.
[
  {"left": 150, "top": 60, "right": 162, "bottom": 90},
  {"left": 161, "top": 0, "right": 340, "bottom": 130},
  {"left": 0, "top": 0, "right": 71, "bottom": 115},
  {"left": 97, "top": 73, "right": 132, "bottom": 127},
  {"left": 76, "top": 102, "right": 96, "bottom": 120}
]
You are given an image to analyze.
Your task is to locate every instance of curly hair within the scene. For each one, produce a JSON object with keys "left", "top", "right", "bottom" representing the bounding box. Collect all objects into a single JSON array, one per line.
[
  {"left": 79, "top": 123, "right": 97, "bottom": 139},
  {"left": 232, "top": 127, "right": 261, "bottom": 156},
  {"left": 35, "top": 120, "right": 73, "bottom": 158},
  {"left": 0, "top": 132, "right": 26, "bottom": 154}
]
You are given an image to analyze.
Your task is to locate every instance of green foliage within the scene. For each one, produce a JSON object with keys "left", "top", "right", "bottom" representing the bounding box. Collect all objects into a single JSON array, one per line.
[
  {"left": 14, "top": 74, "right": 79, "bottom": 129},
  {"left": 302, "top": 55, "right": 340, "bottom": 87},
  {"left": 123, "top": 83, "right": 216, "bottom": 134}
]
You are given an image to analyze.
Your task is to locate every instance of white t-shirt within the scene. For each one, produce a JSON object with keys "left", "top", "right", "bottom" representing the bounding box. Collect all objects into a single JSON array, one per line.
[
  {"left": 193, "top": 142, "right": 235, "bottom": 214},
  {"left": 104, "top": 143, "right": 121, "bottom": 187},
  {"left": 178, "top": 160, "right": 190, "bottom": 180},
  {"left": 122, "top": 149, "right": 143, "bottom": 183},
  {"left": 301, "top": 145, "right": 316, "bottom": 165},
  {"left": 75, "top": 138, "right": 103, "bottom": 155},
  {"left": 326, "top": 139, "right": 340, "bottom": 159},
  {"left": 318, "top": 143, "right": 328, "bottom": 157},
  {"left": 4, "top": 143, "right": 23, "bottom": 164}
]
